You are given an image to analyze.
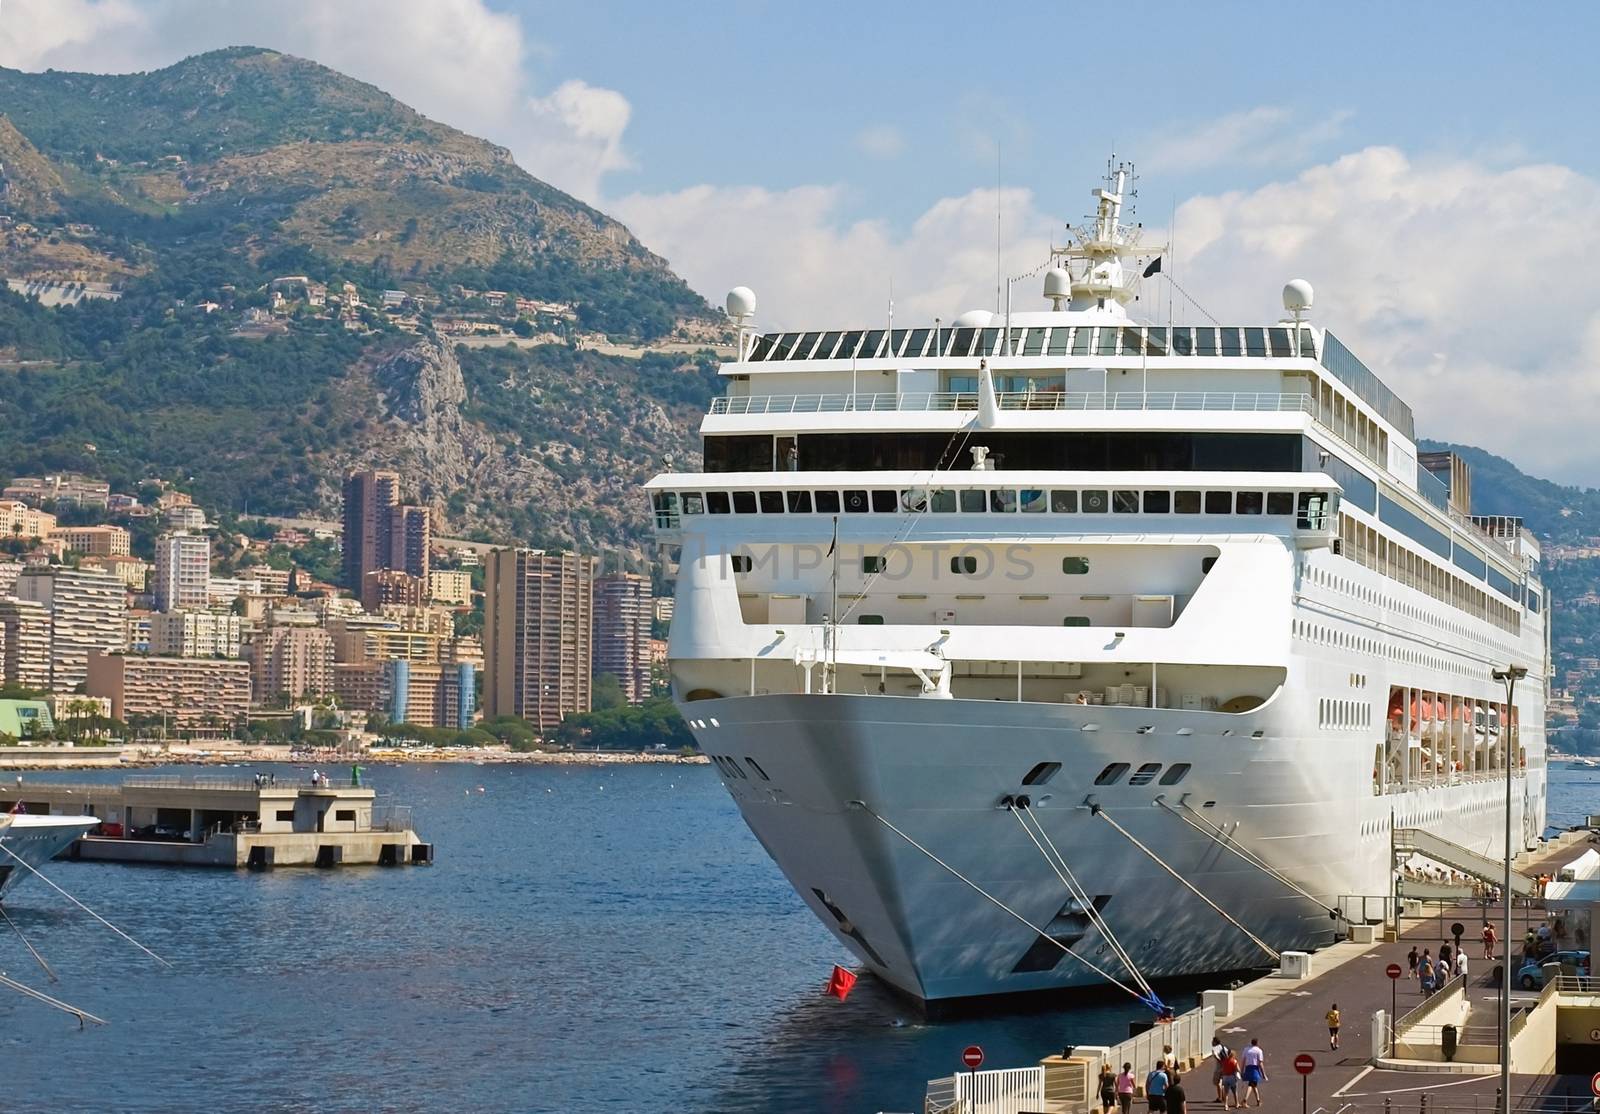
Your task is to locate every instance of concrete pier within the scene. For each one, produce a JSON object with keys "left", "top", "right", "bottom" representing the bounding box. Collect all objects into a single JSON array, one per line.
[{"left": 0, "top": 773, "right": 431, "bottom": 868}]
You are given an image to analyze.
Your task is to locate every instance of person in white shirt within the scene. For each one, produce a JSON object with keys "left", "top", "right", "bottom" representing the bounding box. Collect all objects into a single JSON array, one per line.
[{"left": 1454, "top": 951, "right": 1469, "bottom": 979}]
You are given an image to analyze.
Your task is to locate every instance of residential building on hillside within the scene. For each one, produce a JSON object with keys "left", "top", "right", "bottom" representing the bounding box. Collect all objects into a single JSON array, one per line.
[
  {"left": 87, "top": 651, "right": 250, "bottom": 728},
  {"left": 165, "top": 505, "right": 208, "bottom": 530},
  {"left": 50, "top": 524, "right": 131, "bottom": 557},
  {"left": 82, "top": 554, "right": 149, "bottom": 591},
  {"left": 362, "top": 569, "right": 427, "bottom": 611},
  {"left": 342, "top": 470, "right": 431, "bottom": 592},
  {"left": 245, "top": 624, "right": 335, "bottom": 705},
  {"left": 0, "top": 597, "right": 50, "bottom": 689},
  {"left": 249, "top": 566, "right": 291, "bottom": 595},
  {"left": 150, "top": 610, "right": 243, "bottom": 658},
  {"left": 154, "top": 532, "right": 210, "bottom": 612},
  {"left": 376, "top": 604, "right": 455, "bottom": 639},
  {"left": 208, "top": 576, "right": 264, "bottom": 605},
  {"left": 125, "top": 609, "right": 152, "bottom": 654},
  {"left": 0, "top": 500, "right": 57, "bottom": 540},
  {"left": 3, "top": 474, "right": 110, "bottom": 509},
  {"left": 484, "top": 549, "right": 596, "bottom": 730},
  {"left": 334, "top": 659, "right": 476, "bottom": 728},
  {"left": 593, "top": 572, "right": 653, "bottom": 704},
  {"left": 428, "top": 569, "right": 473, "bottom": 607},
  {"left": 17, "top": 566, "right": 126, "bottom": 691},
  {"left": 0, "top": 560, "right": 21, "bottom": 596}
]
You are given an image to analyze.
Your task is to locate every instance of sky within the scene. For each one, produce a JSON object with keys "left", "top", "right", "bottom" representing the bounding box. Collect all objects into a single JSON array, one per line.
[{"left": 4, "top": 0, "right": 1600, "bottom": 484}]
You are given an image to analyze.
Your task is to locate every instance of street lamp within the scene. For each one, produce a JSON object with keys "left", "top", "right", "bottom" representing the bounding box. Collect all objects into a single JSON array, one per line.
[{"left": 1490, "top": 663, "right": 1526, "bottom": 1112}]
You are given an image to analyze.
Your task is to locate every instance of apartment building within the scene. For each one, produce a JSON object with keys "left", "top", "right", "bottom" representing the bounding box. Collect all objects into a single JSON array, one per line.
[
  {"left": 154, "top": 532, "right": 210, "bottom": 612},
  {"left": 87, "top": 651, "right": 250, "bottom": 728},
  {"left": 483, "top": 549, "right": 596, "bottom": 729},
  {"left": 0, "top": 597, "right": 50, "bottom": 689},
  {"left": 593, "top": 572, "right": 653, "bottom": 704},
  {"left": 150, "top": 609, "right": 243, "bottom": 658},
  {"left": 16, "top": 566, "right": 126, "bottom": 691},
  {"left": 50, "top": 524, "right": 131, "bottom": 557}
]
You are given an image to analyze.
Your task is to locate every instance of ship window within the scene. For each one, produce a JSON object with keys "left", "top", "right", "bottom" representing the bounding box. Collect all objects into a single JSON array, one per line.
[
  {"left": 1202, "top": 557, "right": 1217, "bottom": 573},
  {"left": 1020, "top": 489, "right": 1046, "bottom": 513},
  {"left": 759, "top": 491, "right": 785, "bottom": 514},
  {"left": 1096, "top": 327, "right": 1118, "bottom": 356},
  {"left": 732, "top": 491, "right": 757, "bottom": 514},
  {"left": 857, "top": 614, "right": 884, "bottom": 624},
  {"left": 1050, "top": 490, "right": 1078, "bottom": 513},
  {"left": 730, "top": 555, "right": 753, "bottom": 572},
  {"left": 979, "top": 327, "right": 1001, "bottom": 355},
  {"left": 951, "top": 555, "right": 979, "bottom": 574},
  {"left": 1174, "top": 491, "right": 1202, "bottom": 514},
  {"left": 682, "top": 493, "right": 704, "bottom": 514},
  {"left": 1023, "top": 761, "right": 1062, "bottom": 786},
  {"left": 1170, "top": 327, "right": 1193, "bottom": 356},
  {"left": 1112, "top": 490, "right": 1139, "bottom": 513},
  {"left": 1063, "top": 557, "right": 1091, "bottom": 574},
  {"left": 1081, "top": 489, "right": 1110, "bottom": 513},
  {"left": 1063, "top": 616, "right": 1091, "bottom": 626},
  {"left": 959, "top": 489, "right": 987, "bottom": 513},
  {"left": 769, "top": 332, "right": 798, "bottom": 358},
  {"left": 905, "top": 328, "right": 930, "bottom": 358},
  {"left": 1024, "top": 328, "right": 1048, "bottom": 355},
  {"left": 1266, "top": 491, "right": 1294, "bottom": 516},
  {"left": 1145, "top": 327, "right": 1167, "bottom": 356},
  {"left": 872, "top": 489, "right": 898, "bottom": 512},
  {"left": 1093, "top": 762, "right": 1130, "bottom": 785},
  {"left": 1194, "top": 328, "right": 1217, "bottom": 356},
  {"left": 1236, "top": 491, "right": 1264, "bottom": 515},
  {"left": 990, "top": 489, "right": 1018, "bottom": 513},
  {"left": 887, "top": 329, "right": 910, "bottom": 357},
  {"left": 862, "top": 556, "right": 885, "bottom": 574},
  {"left": 814, "top": 490, "right": 842, "bottom": 513},
  {"left": 1297, "top": 492, "right": 1329, "bottom": 529},
  {"left": 745, "top": 758, "right": 770, "bottom": 780},
  {"left": 833, "top": 331, "right": 861, "bottom": 360},
  {"left": 1144, "top": 490, "right": 1171, "bottom": 513},
  {"left": 947, "top": 375, "right": 977, "bottom": 394},
  {"left": 843, "top": 490, "right": 870, "bottom": 513},
  {"left": 948, "top": 328, "right": 976, "bottom": 357},
  {"left": 1158, "top": 762, "right": 1192, "bottom": 786},
  {"left": 1244, "top": 327, "right": 1267, "bottom": 357},
  {"left": 931, "top": 489, "right": 958, "bottom": 513},
  {"left": 1204, "top": 491, "right": 1232, "bottom": 514},
  {"left": 1071, "top": 327, "right": 1092, "bottom": 356},
  {"left": 1120, "top": 327, "right": 1143, "bottom": 355},
  {"left": 786, "top": 490, "right": 813, "bottom": 513},
  {"left": 1220, "top": 328, "right": 1243, "bottom": 357},
  {"left": 900, "top": 489, "right": 929, "bottom": 512},
  {"left": 1128, "top": 762, "right": 1162, "bottom": 786},
  {"left": 789, "top": 331, "right": 821, "bottom": 359},
  {"left": 706, "top": 491, "right": 731, "bottom": 514},
  {"left": 749, "top": 334, "right": 775, "bottom": 360},
  {"left": 860, "top": 329, "right": 886, "bottom": 358},
  {"left": 1268, "top": 327, "right": 1293, "bottom": 356},
  {"left": 813, "top": 331, "right": 842, "bottom": 359}
]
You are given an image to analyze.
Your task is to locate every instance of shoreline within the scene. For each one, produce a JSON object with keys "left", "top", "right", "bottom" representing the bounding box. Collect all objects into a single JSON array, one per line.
[{"left": 0, "top": 744, "right": 710, "bottom": 771}]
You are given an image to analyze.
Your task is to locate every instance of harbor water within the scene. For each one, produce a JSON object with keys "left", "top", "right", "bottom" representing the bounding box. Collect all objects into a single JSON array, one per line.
[{"left": 3, "top": 760, "right": 1595, "bottom": 1111}]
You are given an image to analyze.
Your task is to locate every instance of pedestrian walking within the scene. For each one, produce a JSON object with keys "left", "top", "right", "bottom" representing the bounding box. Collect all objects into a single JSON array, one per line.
[
  {"left": 1419, "top": 954, "right": 1435, "bottom": 994},
  {"left": 1439, "top": 942, "right": 1452, "bottom": 970},
  {"left": 1219, "top": 1048, "right": 1242, "bottom": 1109},
  {"left": 1240, "top": 1039, "right": 1266, "bottom": 1107},
  {"left": 1116, "top": 1063, "right": 1135, "bottom": 1114},
  {"left": 1407, "top": 945, "right": 1419, "bottom": 979},
  {"left": 1325, "top": 1003, "right": 1341, "bottom": 1051},
  {"left": 1483, "top": 922, "right": 1496, "bottom": 960},
  {"left": 1099, "top": 1063, "right": 1117, "bottom": 1113},
  {"left": 1145, "top": 1062, "right": 1169, "bottom": 1113},
  {"left": 1209, "top": 1037, "right": 1229, "bottom": 1102},
  {"left": 1166, "top": 1071, "right": 1188, "bottom": 1114},
  {"left": 1455, "top": 951, "right": 1469, "bottom": 979}
]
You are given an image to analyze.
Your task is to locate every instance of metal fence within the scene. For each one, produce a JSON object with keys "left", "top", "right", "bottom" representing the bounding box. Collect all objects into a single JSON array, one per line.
[{"left": 370, "top": 802, "right": 413, "bottom": 833}]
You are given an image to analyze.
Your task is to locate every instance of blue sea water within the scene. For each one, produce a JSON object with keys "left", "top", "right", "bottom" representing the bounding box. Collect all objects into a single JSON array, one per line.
[{"left": 2, "top": 760, "right": 1594, "bottom": 1112}]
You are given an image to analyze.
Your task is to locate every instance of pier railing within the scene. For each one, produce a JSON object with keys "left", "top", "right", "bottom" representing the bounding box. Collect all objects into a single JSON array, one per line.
[{"left": 370, "top": 801, "right": 413, "bottom": 833}]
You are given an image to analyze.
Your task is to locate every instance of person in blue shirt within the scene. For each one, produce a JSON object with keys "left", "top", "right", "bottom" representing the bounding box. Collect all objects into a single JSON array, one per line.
[{"left": 1145, "top": 1063, "right": 1169, "bottom": 1113}]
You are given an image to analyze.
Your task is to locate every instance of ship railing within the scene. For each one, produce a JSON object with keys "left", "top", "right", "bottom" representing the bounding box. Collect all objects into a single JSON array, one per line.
[{"left": 709, "top": 390, "right": 1317, "bottom": 416}]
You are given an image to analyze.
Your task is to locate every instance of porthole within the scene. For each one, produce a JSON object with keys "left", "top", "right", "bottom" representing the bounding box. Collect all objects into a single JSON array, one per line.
[
  {"left": 1063, "top": 557, "right": 1091, "bottom": 575},
  {"left": 1093, "top": 762, "right": 1130, "bottom": 785},
  {"left": 1158, "top": 763, "right": 1192, "bottom": 786},
  {"left": 745, "top": 757, "right": 770, "bottom": 781},
  {"left": 1022, "top": 761, "right": 1062, "bottom": 786},
  {"left": 1128, "top": 762, "right": 1162, "bottom": 786},
  {"left": 730, "top": 555, "right": 753, "bottom": 573},
  {"left": 951, "top": 555, "right": 978, "bottom": 574}
]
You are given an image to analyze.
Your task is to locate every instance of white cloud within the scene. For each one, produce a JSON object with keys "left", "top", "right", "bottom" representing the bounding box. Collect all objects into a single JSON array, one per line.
[
  {"left": 853, "top": 124, "right": 906, "bottom": 160},
  {"left": 1144, "top": 105, "right": 1353, "bottom": 173},
  {"left": 1169, "top": 146, "right": 1600, "bottom": 482},
  {"left": 0, "top": 0, "right": 627, "bottom": 202},
  {"left": 611, "top": 183, "right": 1063, "bottom": 330}
]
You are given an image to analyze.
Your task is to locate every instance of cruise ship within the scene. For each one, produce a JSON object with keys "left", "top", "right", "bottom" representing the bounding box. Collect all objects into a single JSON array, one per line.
[
  {"left": 0, "top": 813, "right": 97, "bottom": 900},
  {"left": 645, "top": 163, "right": 1549, "bottom": 1004}
]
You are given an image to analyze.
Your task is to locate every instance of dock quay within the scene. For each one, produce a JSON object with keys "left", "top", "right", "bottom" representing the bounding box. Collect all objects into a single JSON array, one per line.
[
  {"left": 924, "top": 830, "right": 1600, "bottom": 1113},
  {"left": 0, "top": 774, "right": 432, "bottom": 869}
]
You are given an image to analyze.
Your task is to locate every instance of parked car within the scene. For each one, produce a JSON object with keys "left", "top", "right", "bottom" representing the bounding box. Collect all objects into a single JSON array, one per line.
[
  {"left": 1517, "top": 950, "right": 1589, "bottom": 989},
  {"left": 131, "top": 823, "right": 188, "bottom": 843}
]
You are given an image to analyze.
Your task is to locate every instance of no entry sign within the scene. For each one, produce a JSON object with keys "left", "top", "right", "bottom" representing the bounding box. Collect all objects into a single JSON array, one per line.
[
  {"left": 1386, "top": 963, "right": 1403, "bottom": 979},
  {"left": 1590, "top": 1071, "right": 1600, "bottom": 1098},
  {"left": 1294, "top": 1053, "right": 1316, "bottom": 1075},
  {"left": 962, "top": 1045, "right": 984, "bottom": 1070}
]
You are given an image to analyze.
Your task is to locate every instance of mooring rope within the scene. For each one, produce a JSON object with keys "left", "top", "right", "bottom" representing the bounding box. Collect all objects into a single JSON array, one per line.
[
  {"left": 1157, "top": 797, "right": 1341, "bottom": 918},
  {"left": 0, "top": 842, "right": 171, "bottom": 968},
  {"left": 0, "top": 969, "right": 105, "bottom": 1027}
]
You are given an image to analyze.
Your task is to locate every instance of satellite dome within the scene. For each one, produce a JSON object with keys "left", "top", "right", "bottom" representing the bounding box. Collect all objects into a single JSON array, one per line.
[
  {"left": 726, "top": 286, "right": 757, "bottom": 320},
  {"left": 952, "top": 309, "right": 993, "bottom": 329},
  {"left": 1043, "top": 267, "right": 1071, "bottom": 309},
  {"left": 1282, "top": 279, "right": 1314, "bottom": 314}
]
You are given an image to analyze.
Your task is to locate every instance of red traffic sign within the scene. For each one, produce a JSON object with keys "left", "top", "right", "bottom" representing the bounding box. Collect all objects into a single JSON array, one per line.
[
  {"left": 962, "top": 1045, "right": 985, "bottom": 1070},
  {"left": 1294, "top": 1053, "right": 1316, "bottom": 1076},
  {"left": 1590, "top": 1071, "right": 1600, "bottom": 1098},
  {"left": 1386, "top": 963, "right": 1404, "bottom": 980}
]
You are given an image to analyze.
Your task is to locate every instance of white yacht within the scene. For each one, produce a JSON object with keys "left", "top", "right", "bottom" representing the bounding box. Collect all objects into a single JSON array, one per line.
[
  {"left": 0, "top": 813, "right": 97, "bottom": 900},
  {"left": 646, "top": 163, "right": 1549, "bottom": 1004}
]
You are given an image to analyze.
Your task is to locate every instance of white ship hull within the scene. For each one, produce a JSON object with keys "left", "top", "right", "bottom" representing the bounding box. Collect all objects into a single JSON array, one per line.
[
  {"left": 689, "top": 691, "right": 1537, "bottom": 1002},
  {"left": 0, "top": 816, "right": 98, "bottom": 900}
]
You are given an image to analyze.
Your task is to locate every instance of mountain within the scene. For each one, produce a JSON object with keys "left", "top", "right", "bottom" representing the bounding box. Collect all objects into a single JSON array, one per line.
[
  {"left": 1419, "top": 439, "right": 1600, "bottom": 544},
  {"left": 0, "top": 47, "right": 725, "bottom": 556}
]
